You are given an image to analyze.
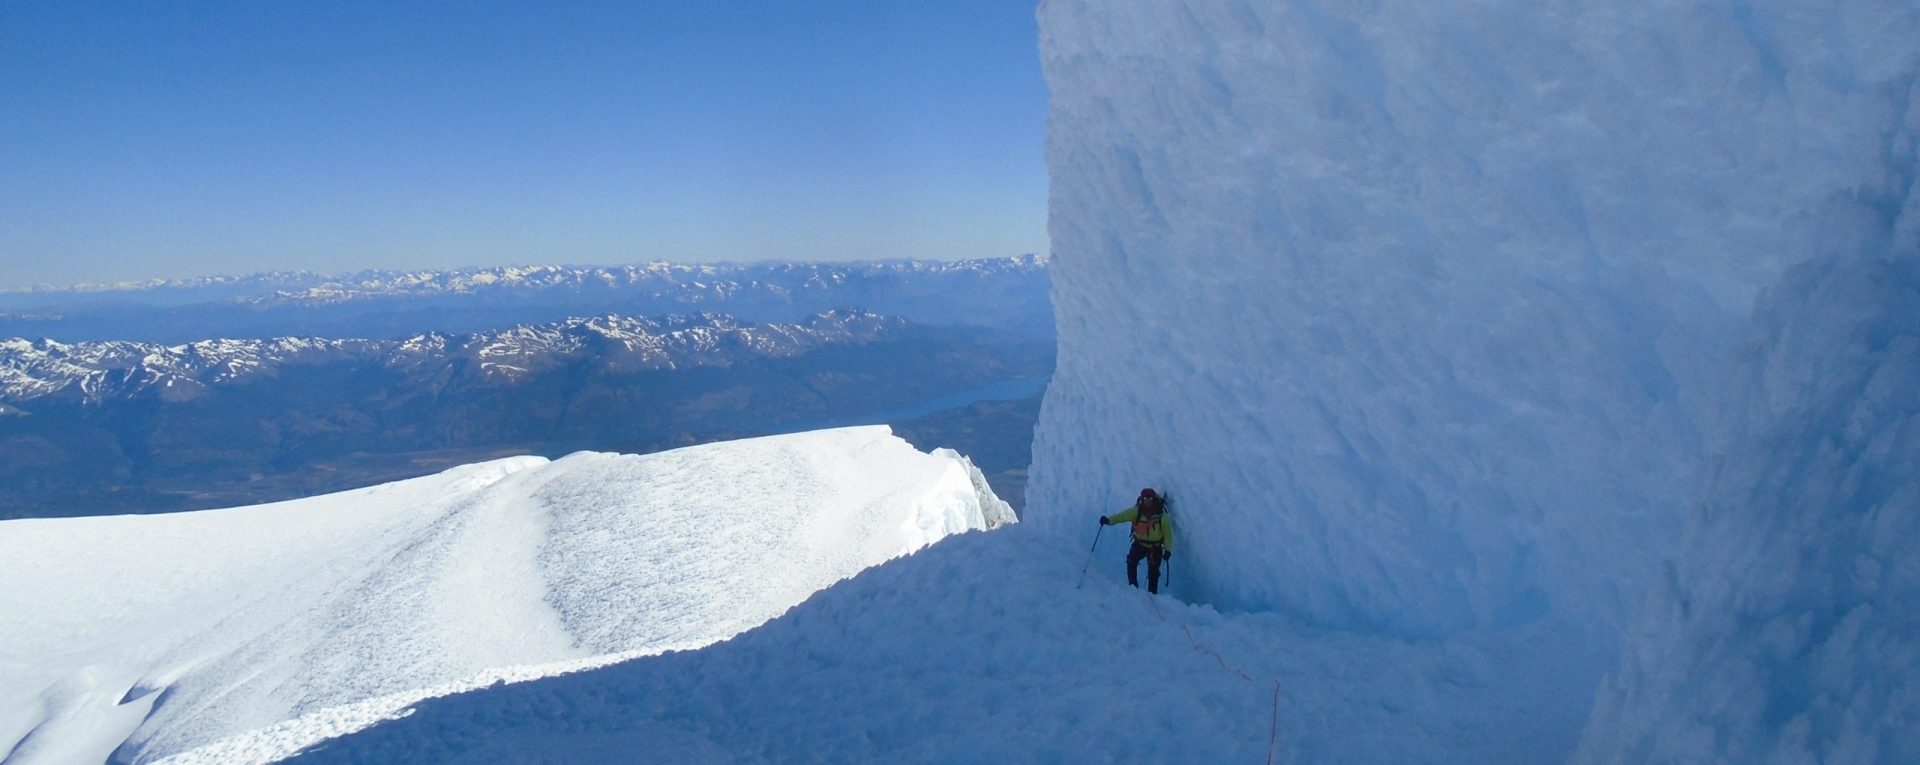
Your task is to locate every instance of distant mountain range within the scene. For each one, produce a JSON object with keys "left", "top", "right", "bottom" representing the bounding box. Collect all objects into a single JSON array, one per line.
[
  {"left": 0, "top": 309, "right": 1051, "bottom": 519},
  {"left": 0, "top": 256, "right": 1045, "bottom": 301},
  {"left": 0, "top": 310, "right": 906, "bottom": 408},
  {"left": 0, "top": 256, "right": 1053, "bottom": 344}
]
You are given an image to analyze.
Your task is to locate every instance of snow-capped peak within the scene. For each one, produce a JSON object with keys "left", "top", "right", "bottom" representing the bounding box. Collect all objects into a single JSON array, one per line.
[{"left": 0, "top": 310, "right": 909, "bottom": 404}]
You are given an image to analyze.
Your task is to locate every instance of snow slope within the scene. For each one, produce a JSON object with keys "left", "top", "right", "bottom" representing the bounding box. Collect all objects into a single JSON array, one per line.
[
  {"left": 0, "top": 426, "right": 1013, "bottom": 765},
  {"left": 284, "top": 526, "right": 1608, "bottom": 764}
]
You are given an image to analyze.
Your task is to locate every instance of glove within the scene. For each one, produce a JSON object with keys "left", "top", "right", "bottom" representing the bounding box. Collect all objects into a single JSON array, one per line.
[
  {"left": 1163, "top": 550, "right": 1172, "bottom": 561},
  {"left": 1098, "top": 516, "right": 1110, "bottom": 526}
]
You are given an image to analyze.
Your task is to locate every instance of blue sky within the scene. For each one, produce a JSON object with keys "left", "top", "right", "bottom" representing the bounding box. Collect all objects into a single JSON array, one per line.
[{"left": 0, "top": 1, "right": 1047, "bottom": 289}]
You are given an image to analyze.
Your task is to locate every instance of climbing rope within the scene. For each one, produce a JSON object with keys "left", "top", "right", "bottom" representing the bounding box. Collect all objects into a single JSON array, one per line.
[
  {"left": 1143, "top": 592, "right": 1284, "bottom": 763},
  {"left": 1147, "top": 591, "right": 1252, "bottom": 682},
  {"left": 1265, "top": 678, "right": 1282, "bottom": 765}
]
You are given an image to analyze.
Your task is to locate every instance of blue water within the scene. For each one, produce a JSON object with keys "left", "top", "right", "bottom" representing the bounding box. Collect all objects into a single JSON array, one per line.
[{"left": 797, "top": 377, "right": 1049, "bottom": 430}]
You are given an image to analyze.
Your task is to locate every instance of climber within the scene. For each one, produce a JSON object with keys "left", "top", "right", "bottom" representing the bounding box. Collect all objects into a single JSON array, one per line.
[{"left": 1099, "top": 488, "right": 1173, "bottom": 594}]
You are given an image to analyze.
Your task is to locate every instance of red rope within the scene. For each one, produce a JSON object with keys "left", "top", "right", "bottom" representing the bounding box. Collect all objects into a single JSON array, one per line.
[
  {"left": 1148, "top": 593, "right": 1252, "bottom": 681},
  {"left": 1266, "top": 680, "right": 1282, "bottom": 765},
  {"left": 1143, "top": 593, "right": 1282, "bottom": 763}
]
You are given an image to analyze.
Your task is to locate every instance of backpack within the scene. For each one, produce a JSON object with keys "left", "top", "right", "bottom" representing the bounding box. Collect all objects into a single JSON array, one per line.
[{"left": 1131, "top": 494, "right": 1167, "bottom": 540}]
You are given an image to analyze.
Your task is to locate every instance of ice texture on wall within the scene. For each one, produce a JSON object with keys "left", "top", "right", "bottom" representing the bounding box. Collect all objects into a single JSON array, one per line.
[
  {"left": 1030, "top": 0, "right": 1919, "bottom": 644},
  {"left": 1574, "top": 258, "right": 1920, "bottom": 764}
]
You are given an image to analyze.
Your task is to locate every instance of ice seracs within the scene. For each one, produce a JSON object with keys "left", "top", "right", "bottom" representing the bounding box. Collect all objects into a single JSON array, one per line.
[
  {"left": 1574, "top": 258, "right": 1920, "bottom": 764},
  {"left": 1029, "top": 0, "right": 1916, "bottom": 758}
]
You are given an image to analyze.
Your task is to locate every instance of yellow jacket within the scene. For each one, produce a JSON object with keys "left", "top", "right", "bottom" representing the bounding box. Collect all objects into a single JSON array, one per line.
[{"left": 1109, "top": 503, "right": 1172, "bottom": 549}]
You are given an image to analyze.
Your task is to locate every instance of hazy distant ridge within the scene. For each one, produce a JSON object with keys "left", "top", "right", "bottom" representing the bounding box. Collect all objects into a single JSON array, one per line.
[
  {"left": 0, "top": 256, "right": 1052, "bottom": 344},
  {"left": 0, "top": 256, "right": 1044, "bottom": 303}
]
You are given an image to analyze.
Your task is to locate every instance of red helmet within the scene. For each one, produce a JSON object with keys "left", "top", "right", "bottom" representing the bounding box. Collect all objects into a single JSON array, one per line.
[{"left": 1139, "top": 488, "right": 1158, "bottom": 498}]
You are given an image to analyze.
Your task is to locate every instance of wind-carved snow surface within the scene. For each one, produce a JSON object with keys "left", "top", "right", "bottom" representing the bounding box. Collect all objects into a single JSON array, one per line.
[
  {"left": 282, "top": 525, "right": 1602, "bottom": 764},
  {"left": 1028, "top": 0, "right": 1918, "bottom": 759},
  {"left": 0, "top": 426, "right": 1012, "bottom": 765}
]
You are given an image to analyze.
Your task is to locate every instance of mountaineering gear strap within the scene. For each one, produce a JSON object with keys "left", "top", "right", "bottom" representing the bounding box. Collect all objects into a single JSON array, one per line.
[
  {"left": 1108, "top": 503, "right": 1173, "bottom": 549},
  {"left": 1111, "top": 504, "right": 1172, "bottom": 549}
]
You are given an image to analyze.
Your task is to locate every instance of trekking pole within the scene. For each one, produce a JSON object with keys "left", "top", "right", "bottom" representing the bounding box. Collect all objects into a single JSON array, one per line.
[{"left": 1075, "top": 523, "right": 1105, "bottom": 589}]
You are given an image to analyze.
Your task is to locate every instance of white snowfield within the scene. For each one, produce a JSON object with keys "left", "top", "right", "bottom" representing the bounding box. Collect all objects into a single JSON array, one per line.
[{"left": 0, "top": 426, "right": 1014, "bottom": 765}]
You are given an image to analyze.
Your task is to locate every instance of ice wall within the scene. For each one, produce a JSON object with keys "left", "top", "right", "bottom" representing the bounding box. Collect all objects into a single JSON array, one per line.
[
  {"left": 1031, "top": 0, "right": 1919, "bottom": 644},
  {"left": 1573, "top": 258, "right": 1920, "bottom": 763}
]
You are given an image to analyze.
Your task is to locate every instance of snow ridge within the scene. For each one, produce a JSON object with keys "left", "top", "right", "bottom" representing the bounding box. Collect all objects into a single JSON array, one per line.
[{"left": 0, "top": 427, "right": 1010, "bottom": 765}]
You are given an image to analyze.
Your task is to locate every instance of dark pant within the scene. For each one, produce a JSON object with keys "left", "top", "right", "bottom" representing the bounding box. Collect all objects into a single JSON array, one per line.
[{"left": 1125, "top": 541, "right": 1165, "bottom": 593}]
